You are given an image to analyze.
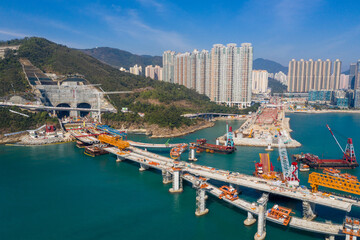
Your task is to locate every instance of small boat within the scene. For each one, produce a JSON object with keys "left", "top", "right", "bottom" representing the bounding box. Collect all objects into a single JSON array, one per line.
[{"left": 299, "top": 164, "right": 310, "bottom": 172}]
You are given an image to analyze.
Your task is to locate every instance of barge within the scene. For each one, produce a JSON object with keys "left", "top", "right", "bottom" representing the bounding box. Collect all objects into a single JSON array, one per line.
[{"left": 196, "top": 124, "right": 236, "bottom": 154}]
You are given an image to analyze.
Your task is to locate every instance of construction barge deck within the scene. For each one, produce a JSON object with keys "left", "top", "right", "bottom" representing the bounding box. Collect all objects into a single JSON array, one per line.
[{"left": 293, "top": 153, "right": 359, "bottom": 169}]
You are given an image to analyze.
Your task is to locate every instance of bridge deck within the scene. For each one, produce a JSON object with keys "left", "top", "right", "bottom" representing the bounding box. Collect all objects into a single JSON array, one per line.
[
  {"left": 127, "top": 140, "right": 183, "bottom": 149},
  {"left": 127, "top": 146, "right": 357, "bottom": 211},
  {"left": 104, "top": 146, "right": 345, "bottom": 236}
]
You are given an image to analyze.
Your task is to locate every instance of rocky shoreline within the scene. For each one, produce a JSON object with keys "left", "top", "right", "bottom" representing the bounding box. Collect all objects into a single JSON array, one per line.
[
  {"left": 103, "top": 119, "right": 216, "bottom": 138},
  {"left": 0, "top": 119, "right": 216, "bottom": 146}
]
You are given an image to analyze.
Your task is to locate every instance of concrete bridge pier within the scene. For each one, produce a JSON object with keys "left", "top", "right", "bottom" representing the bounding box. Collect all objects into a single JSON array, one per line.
[
  {"left": 195, "top": 188, "right": 209, "bottom": 216},
  {"left": 255, "top": 193, "right": 269, "bottom": 240},
  {"left": 302, "top": 201, "right": 317, "bottom": 220},
  {"left": 162, "top": 170, "right": 172, "bottom": 184},
  {"left": 139, "top": 163, "right": 149, "bottom": 172},
  {"left": 244, "top": 212, "right": 256, "bottom": 226},
  {"left": 325, "top": 235, "right": 335, "bottom": 240},
  {"left": 188, "top": 147, "right": 197, "bottom": 161},
  {"left": 116, "top": 155, "right": 124, "bottom": 162},
  {"left": 169, "top": 168, "right": 183, "bottom": 193}
]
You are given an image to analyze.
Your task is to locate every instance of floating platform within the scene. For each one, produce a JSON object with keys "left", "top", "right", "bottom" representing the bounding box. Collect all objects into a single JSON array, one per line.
[
  {"left": 294, "top": 153, "right": 359, "bottom": 169},
  {"left": 84, "top": 144, "right": 109, "bottom": 157},
  {"left": 196, "top": 139, "right": 235, "bottom": 154}
]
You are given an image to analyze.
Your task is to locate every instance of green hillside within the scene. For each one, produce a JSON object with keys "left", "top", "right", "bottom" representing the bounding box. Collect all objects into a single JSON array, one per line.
[
  {"left": 0, "top": 50, "right": 29, "bottom": 97},
  {"left": 80, "top": 47, "right": 162, "bottom": 69},
  {"left": 0, "top": 37, "right": 256, "bottom": 129}
]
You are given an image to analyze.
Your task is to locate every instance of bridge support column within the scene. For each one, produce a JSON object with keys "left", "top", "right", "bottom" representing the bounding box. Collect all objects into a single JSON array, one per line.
[
  {"left": 302, "top": 201, "right": 316, "bottom": 220},
  {"left": 162, "top": 170, "right": 172, "bottom": 184},
  {"left": 188, "top": 147, "right": 197, "bottom": 161},
  {"left": 325, "top": 235, "right": 335, "bottom": 240},
  {"left": 116, "top": 155, "right": 124, "bottom": 162},
  {"left": 244, "top": 212, "right": 256, "bottom": 226},
  {"left": 139, "top": 163, "right": 149, "bottom": 171},
  {"left": 255, "top": 193, "right": 269, "bottom": 240},
  {"left": 195, "top": 188, "right": 209, "bottom": 216},
  {"left": 169, "top": 169, "right": 183, "bottom": 193}
]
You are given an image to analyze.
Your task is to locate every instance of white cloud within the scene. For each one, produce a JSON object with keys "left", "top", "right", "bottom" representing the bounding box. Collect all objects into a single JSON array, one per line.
[
  {"left": 0, "top": 29, "right": 27, "bottom": 38},
  {"left": 274, "top": 0, "right": 323, "bottom": 26},
  {"left": 90, "top": 5, "right": 192, "bottom": 52},
  {"left": 136, "top": 0, "right": 165, "bottom": 13}
]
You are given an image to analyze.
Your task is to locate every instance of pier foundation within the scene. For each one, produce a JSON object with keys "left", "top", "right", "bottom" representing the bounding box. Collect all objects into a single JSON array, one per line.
[
  {"left": 302, "top": 201, "right": 316, "bottom": 220},
  {"left": 188, "top": 147, "right": 197, "bottom": 161},
  {"left": 162, "top": 170, "right": 172, "bottom": 184},
  {"left": 169, "top": 169, "right": 183, "bottom": 193},
  {"left": 139, "top": 163, "right": 149, "bottom": 171},
  {"left": 254, "top": 193, "right": 269, "bottom": 240},
  {"left": 195, "top": 188, "right": 209, "bottom": 216},
  {"left": 244, "top": 212, "right": 256, "bottom": 226},
  {"left": 325, "top": 235, "right": 335, "bottom": 240},
  {"left": 116, "top": 155, "right": 123, "bottom": 162}
]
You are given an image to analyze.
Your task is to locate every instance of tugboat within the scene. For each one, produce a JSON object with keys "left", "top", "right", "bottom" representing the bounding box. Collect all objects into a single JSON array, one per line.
[{"left": 299, "top": 163, "right": 310, "bottom": 172}]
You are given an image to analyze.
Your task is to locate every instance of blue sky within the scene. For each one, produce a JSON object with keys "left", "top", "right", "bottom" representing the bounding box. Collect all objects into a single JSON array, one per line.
[{"left": 1, "top": 0, "right": 360, "bottom": 68}]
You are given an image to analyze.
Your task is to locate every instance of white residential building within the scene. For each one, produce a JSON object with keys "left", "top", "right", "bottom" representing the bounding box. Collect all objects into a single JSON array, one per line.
[{"left": 252, "top": 70, "right": 268, "bottom": 93}]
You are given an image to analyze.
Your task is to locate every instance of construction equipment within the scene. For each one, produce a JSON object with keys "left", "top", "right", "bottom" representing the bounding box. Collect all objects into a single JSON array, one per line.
[
  {"left": 170, "top": 144, "right": 188, "bottom": 160},
  {"left": 308, "top": 172, "right": 360, "bottom": 195},
  {"left": 326, "top": 124, "right": 357, "bottom": 165},
  {"left": 98, "top": 134, "right": 129, "bottom": 150},
  {"left": 248, "top": 129, "right": 253, "bottom": 138},
  {"left": 218, "top": 185, "right": 239, "bottom": 201},
  {"left": 343, "top": 217, "right": 360, "bottom": 238},
  {"left": 278, "top": 132, "right": 299, "bottom": 186},
  {"left": 267, "top": 205, "right": 293, "bottom": 226}
]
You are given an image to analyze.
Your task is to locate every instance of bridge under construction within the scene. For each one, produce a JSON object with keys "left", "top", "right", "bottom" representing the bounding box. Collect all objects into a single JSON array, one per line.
[{"left": 93, "top": 133, "right": 360, "bottom": 240}]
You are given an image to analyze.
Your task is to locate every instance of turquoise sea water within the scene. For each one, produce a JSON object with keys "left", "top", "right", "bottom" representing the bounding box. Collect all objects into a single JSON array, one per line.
[{"left": 1, "top": 113, "right": 360, "bottom": 240}]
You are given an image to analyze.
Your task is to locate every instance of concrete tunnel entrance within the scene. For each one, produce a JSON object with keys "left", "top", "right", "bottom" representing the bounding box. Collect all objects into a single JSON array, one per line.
[
  {"left": 77, "top": 103, "right": 91, "bottom": 117},
  {"left": 56, "top": 103, "right": 71, "bottom": 118}
]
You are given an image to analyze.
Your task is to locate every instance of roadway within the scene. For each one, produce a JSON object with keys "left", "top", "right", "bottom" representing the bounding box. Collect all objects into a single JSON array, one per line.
[
  {"left": 103, "top": 146, "right": 345, "bottom": 236},
  {"left": 0, "top": 102, "right": 115, "bottom": 113},
  {"left": 128, "top": 146, "right": 359, "bottom": 211},
  {"left": 127, "top": 140, "right": 184, "bottom": 149}
]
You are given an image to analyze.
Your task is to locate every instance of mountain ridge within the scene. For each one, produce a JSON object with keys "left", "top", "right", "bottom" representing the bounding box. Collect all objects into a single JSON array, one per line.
[{"left": 80, "top": 47, "right": 288, "bottom": 74}]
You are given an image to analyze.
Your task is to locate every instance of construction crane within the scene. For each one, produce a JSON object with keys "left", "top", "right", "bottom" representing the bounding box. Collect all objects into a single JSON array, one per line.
[
  {"left": 278, "top": 131, "right": 299, "bottom": 186},
  {"left": 96, "top": 91, "right": 133, "bottom": 123},
  {"left": 326, "top": 124, "right": 357, "bottom": 164}
]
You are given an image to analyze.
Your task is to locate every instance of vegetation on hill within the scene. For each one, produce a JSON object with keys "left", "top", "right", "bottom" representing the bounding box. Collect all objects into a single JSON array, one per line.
[
  {"left": 0, "top": 51, "right": 29, "bottom": 97},
  {"left": 253, "top": 58, "right": 288, "bottom": 74},
  {"left": 0, "top": 106, "right": 58, "bottom": 134},
  {"left": 268, "top": 78, "right": 287, "bottom": 94},
  {"left": 7, "top": 37, "right": 257, "bottom": 129},
  {"left": 80, "top": 47, "right": 162, "bottom": 69}
]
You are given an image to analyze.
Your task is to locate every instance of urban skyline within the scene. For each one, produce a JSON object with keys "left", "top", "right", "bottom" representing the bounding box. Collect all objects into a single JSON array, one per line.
[
  {"left": 287, "top": 59, "right": 342, "bottom": 93},
  {"left": 163, "top": 43, "right": 253, "bottom": 108}
]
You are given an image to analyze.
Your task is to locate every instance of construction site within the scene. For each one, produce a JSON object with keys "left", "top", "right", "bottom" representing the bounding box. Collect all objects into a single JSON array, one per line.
[
  {"left": 222, "top": 105, "right": 301, "bottom": 148},
  {"left": 64, "top": 118, "right": 360, "bottom": 240}
]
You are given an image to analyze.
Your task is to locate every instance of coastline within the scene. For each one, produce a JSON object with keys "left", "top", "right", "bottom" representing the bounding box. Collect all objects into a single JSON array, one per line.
[
  {"left": 220, "top": 109, "right": 301, "bottom": 148},
  {"left": 105, "top": 119, "right": 216, "bottom": 139},
  {"left": 286, "top": 109, "right": 360, "bottom": 114}
]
